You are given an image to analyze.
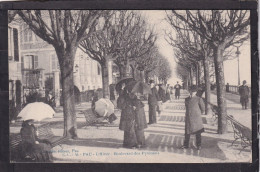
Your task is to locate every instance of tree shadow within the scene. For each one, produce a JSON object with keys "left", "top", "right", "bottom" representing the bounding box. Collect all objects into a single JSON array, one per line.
[
  {"left": 49, "top": 121, "right": 86, "bottom": 129},
  {"left": 158, "top": 115, "right": 208, "bottom": 124},
  {"left": 60, "top": 128, "right": 244, "bottom": 161},
  {"left": 62, "top": 137, "right": 122, "bottom": 149},
  {"left": 144, "top": 132, "right": 227, "bottom": 160}
]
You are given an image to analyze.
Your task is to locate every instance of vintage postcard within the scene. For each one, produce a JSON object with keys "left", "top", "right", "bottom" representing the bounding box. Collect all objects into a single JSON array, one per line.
[{"left": 6, "top": 6, "right": 256, "bottom": 164}]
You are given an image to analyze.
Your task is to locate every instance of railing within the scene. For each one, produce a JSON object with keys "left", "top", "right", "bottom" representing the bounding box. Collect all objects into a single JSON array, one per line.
[
  {"left": 228, "top": 85, "right": 239, "bottom": 94},
  {"left": 227, "top": 85, "right": 251, "bottom": 95}
]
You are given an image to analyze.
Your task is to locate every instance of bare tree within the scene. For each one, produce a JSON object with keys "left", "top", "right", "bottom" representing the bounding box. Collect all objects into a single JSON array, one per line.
[
  {"left": 17, "top": 10, "right": 104, "bottom": 139},
  {"left": 165, "top": 26, "right": 213, "bottom": 114},
  {"left": 80, "top": 11, "right": 149, "bottom": 96},
  {"left": 130, "top": 46, "right": 161, "bottom": 82},
  {"left": 158, "top": 57, "right": 172, "bottom": 84},
  {"left": 167, "top": 10, "right": 250, "bottom": 133},
  {"left": 113, "top": 11, "right": 157, "bottom": 79}
]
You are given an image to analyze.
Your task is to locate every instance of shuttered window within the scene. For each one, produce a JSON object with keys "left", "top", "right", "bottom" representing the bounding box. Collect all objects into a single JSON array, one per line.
[
  {"left": 34, "top": 55, "right": 38, "bottom": 69},
  {"left": 13, "top": 28, "right": 19, "bottom": 61}
]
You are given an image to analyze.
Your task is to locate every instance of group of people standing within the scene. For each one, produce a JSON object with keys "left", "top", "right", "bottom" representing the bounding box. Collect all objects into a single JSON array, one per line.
[
  {"left": 117, "top": 82, "right": 147, "bottom": 149},
  {"left": 148, "top": 80, "right": 182, "bottom": 125},
  {"left": 117, "top": 80, "right": 183, "bottom": 149}
]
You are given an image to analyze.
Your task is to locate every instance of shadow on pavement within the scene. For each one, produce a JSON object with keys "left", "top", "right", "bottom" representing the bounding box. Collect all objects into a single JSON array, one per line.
[
  {"left": 144, "top": 132, "right": 227, "bottom": 160},
  {"left": 158, "top": 115, "right": 207, "bottom": 124}
]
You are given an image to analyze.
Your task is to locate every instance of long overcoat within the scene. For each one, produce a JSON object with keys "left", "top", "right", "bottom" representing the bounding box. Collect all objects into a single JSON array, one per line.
[
  {"left": 174, "top": 84, "right": 181, "bottom": 96},
  {"left": 117, "top": 92, "right": 135, "bottom": 131},
  {"left": 132, "top": 98, "right": 147, "bottom": 130},
  {"left": 238, "top": 85, "right": 250, "bottom": 103},
  {"left": 184, "top": 95, "right": 205, "bottom": 134},
  {"left": 158, "top": 87, "right": 166, "bottom": 102},
  {"left": 148, "top": 87, "right": 159, "bottom": 106}
]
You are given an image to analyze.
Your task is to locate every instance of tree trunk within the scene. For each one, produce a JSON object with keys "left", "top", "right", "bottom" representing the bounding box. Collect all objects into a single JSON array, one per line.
[
  {"left": 118, "top": 65, "right": 123, "bottom": 79},
  {"left": 203, "top": 56, "right": 211, "bottom": 115},
  {"left": 122, "top": 58, "right": 130, "bottom": 78},
  {"left": 145, "top": 71, "right": 149, "bottom": 83},
  {"left": 214, "top": 46, "right": 228, "bottom": 134},
  {"left": 57, "top": 48, "right": 77, "bottom": 139},
  {"left": 101, "top": 60, "right": 110, "bottom": 98},
  {"left": 130, "top": 65, "right": 135, "bottom": 79},
  {"left": 140, "top": 70, "right": 145, "bottom": 82},
  {"left": 190, "top": 67, "right": 193, "bottom": 85},
  {"left": 197, "top": 62, "right": 201, "bottom": 86}
]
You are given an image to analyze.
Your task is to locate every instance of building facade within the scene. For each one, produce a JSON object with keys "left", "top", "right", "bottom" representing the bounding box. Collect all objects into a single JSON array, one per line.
[{"left": 9, "top": 21, "right": 103, "bottom": 106}]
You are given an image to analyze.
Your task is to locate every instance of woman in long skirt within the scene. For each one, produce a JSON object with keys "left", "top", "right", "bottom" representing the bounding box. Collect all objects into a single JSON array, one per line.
[{"left": 117, "top": 87, "right": 147, "bottom": 148}]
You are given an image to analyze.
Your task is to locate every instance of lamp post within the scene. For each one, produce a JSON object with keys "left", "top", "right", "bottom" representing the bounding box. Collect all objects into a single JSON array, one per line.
[{"left": 235, "top": 46, "right": 241, "bottom": 86}]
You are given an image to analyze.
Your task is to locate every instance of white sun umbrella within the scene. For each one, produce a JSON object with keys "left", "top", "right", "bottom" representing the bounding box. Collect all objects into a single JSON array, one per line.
[
  {"left": 95, "top": 98, "right": 114, "bottom": 117},
  {"left": 18, "top": 102, "right": 55, "bottom": 121}
]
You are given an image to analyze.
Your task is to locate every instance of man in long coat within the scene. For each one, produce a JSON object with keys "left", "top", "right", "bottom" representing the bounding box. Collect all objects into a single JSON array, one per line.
[
  {"left": 181, "top": 85, "right": 205, "bottom": 150},
  {"left": 174, "top": 82, "right": 181, "bottom": 99},
  {"left": 238, "top": 80, "right": 250, "bottom": 109},
  {"left": 148, "top": 80, "right": 159, "bottom": 124}
]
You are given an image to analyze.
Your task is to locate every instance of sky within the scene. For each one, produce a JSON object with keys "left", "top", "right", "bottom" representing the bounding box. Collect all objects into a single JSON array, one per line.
[{"left": 142, "top": 10, "right": 251, "bottom": 86}]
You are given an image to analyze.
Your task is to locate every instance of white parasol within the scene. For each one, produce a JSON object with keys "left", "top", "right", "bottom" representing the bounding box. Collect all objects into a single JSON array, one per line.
[{"left": 18, "top": 102, "right": 55, "bottom": 121}]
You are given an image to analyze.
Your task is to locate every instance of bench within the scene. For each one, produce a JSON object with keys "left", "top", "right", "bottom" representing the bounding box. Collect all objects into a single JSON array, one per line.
[
  {"left": 209, "top": 103, "right": 252, "bottom": 153},
  {"left": 80, "top": 109, "right": 118, "bottom": 128},
  {"left": 227, "top": 115, "right": 252, "bottom": 153},
  {"left": 10, "top": 122, "right": 67, "bottom": 162}
]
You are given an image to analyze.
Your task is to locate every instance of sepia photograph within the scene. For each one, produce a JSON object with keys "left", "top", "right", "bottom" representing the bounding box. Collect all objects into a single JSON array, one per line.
[{"left": 8, "top": 10, "right": 252, "bottom": 163}]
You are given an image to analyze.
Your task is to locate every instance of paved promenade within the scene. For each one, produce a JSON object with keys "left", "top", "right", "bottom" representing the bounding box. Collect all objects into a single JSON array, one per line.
[
  {"left": 210, "top": 91, "right": 251, "bottom": 129},
  {"left": 9, "top": 90, "right": 252, "bottom": 163}
]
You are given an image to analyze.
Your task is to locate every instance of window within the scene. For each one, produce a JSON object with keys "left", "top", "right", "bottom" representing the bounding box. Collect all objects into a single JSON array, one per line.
[
  {"left": 22, "top": 55, "right": 38, "bottom": 70},
  {"left": 82, "top": 86, "right": 84, "bottom": 91},
  {"left": 23, "top": 55, "right": 33, "bottom": 69},
  {"left": 22, "top": 25, "right": 33, "bottom": 43},
  {"left": 34, "top": 55, "right": 38, "bottom": 69},
  {"left": 8, "top": 27, "right": 13, "bottom": 58},
  {"left": 13, "top": 28, "right": 19, "bottom": 61}
]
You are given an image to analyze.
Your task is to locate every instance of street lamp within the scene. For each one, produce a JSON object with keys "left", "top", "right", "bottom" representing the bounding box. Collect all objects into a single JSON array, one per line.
[{"left": 235, "top": 46, "right": 241, "bottom": 85}]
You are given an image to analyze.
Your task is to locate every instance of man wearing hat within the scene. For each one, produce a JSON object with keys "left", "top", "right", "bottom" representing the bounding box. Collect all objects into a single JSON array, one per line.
[
  {"left": 148, "top": 80, "right": 159, "bottom": 124},
  {"left": 180, "top": 85, "right": 205, "bottom": 150},
  {"left": 238, "top": 80, "right": 250, "bottom": 109}
]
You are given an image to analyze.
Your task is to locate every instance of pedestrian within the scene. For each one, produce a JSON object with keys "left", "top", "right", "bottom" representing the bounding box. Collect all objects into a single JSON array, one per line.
[
  {"left": 226, "top": 83, "right": 230, "bottom": 93},
  {"left": 130, "top": 92, "right": 148, "bottom": 148},
  {"left": 196, "top": 83, "right": 205, "bottom": 98},
  {"left": 180, "top": 85, "right": 205, "bottom": 150},
  {"left": 117, "top": 84, "right": 145, "bottom": 149},
  {"left": 170, "top": 86, "right": 174, "bottom": 101},
  {"left": 19, "top": 120, "right": 53, "bottom": 162},
  {"left": 148, "top": 80, "right": 159, "bottom": 124},
  {"left": 174, "top": 81, "right": 181, "bottom": 99},
  {"left": 166, "top": 85, "right": 171, "bottom": 102},
  {"left": 157, "top": 84, "right": 165, "bottom": 116},
  {"left": 238, "top": 80, "right": 250, "bottom": 109}
]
